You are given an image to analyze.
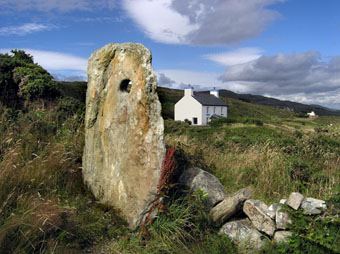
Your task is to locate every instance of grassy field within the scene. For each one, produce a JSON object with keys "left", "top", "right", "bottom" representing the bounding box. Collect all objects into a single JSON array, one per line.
[{"left": 0, "top": 84, "right": 339, "bottom": 253}]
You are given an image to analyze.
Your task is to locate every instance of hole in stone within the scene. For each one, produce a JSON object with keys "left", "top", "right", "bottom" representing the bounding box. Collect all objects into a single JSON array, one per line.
[{"left": 120, "top": 79, "right": 132, "bottom": 93}]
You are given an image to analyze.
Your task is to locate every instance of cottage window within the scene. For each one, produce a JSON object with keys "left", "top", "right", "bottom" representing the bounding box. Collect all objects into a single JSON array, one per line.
[
  {"left": 193, "top": 117, "right": 198, "bottom": 125},
  {"left": 221, "top": 107, "right": 223, "bottom": 114},
  {"left": 214, "top": 107, "right": 216, "bottom": 113}
]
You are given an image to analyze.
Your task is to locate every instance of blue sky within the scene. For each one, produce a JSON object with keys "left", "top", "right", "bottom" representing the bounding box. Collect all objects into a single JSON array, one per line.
[{"left": 0, "top": 0, "right": 339, "bottom": 108}]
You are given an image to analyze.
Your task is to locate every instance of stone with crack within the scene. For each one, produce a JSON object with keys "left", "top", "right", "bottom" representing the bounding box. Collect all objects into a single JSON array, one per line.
[{"left": 243, "top": 200, "right": 276, "bottom": 236}]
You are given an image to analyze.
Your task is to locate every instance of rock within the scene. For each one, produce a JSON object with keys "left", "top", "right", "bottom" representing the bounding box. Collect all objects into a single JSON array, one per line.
[
  {"left": 280, "top": 199, "right": 287, "bottom": 204},
  {"left": 267, "top": 203, "right": 279, "bottom": 220},
  {"left": 243, "top": 200, "right": 276, "bottom": 236},
  {"left": 276, "top": 205, "right": 292, "bottom": 230},
  {"left": 179, "top": 167, "right": 226, "bottom": 210},
  {"left": 301, "top": 198, "right": 327, "bottom": 215},
  {"left": 210, "top": 188, "right": 252, "bottom": 224},
  {"left": 83, "top": 43, "right": 165, "bottom": 229},
  {"left": 219, "top": 219, "right": 265, "bottom": 250},
  {"left": 274, "top": 231, "right": 292, "bottom": 243},
  {"left": 286, "top": 192, "right": 304, "bottom": 210}
]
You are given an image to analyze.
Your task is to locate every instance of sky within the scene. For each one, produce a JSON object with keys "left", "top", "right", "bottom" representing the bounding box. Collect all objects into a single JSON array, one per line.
[{"left": 0, "top": 0, "right": 339, "bottom": 109}]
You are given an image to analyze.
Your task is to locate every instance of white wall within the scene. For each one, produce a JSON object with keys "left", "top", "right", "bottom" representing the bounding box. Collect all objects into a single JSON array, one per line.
[
  {"left": 202, "top": 106, "right": 228, "bottom": 125},
  {"left": 175, "top": 96, "right": 203, "bottom": 125}
]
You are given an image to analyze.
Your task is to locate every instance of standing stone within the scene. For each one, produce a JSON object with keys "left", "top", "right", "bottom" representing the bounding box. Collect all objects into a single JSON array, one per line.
[
  {"left": 286, "top": 192, "right": 304, "bottom": 210},
  {"left": 210, "top": 188, "right": 252, "bottom": 224},
  {"left": 179, "top": 167, "right": 226, "bottom": 210},
  {"left": 243, "top": 200, "right": 276, "bottom": 236},
  {"left": 83, "top": 43, "right": 165, "bottom": 229}
]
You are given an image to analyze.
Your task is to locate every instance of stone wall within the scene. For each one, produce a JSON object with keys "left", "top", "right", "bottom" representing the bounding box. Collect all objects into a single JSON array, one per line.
[{"left": 180, "top": 167, "right": 327, "bottom": 252}]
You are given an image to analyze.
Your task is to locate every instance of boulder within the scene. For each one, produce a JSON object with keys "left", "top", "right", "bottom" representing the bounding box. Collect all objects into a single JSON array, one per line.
[
  {"left": 219, "top": 219, "right": 265, "bottom": 251},
  {"left": 243, "top": 200, "right": 276, "bottom": 236},
  {"left": 280, "top": 199, "right": 287, "bottom": 204},
  {"left": 267, "top": 203, "right": 279, "bottom": 220},
  {"left": 83, "top": 43, "right": 165, "bottom": 229},
  {"left": 301, "top": 197, "right": 327, "bottom": 215},
  {"left": 276, "top": 205, "right": 292, "bottom": 230},
  {"left": 179, "top": 167, "right": 226, "bottom": 210},
  {"left": 274, "top": 231, "right": 292, "bottom": 243},
  {"left": 286, "top": 192, "right": 304, "bottom": 210},
  {"left": 210, "top": 188, "right": 252, "bottom": 224}
]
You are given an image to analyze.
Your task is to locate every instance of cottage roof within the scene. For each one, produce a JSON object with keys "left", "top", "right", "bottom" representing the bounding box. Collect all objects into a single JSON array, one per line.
[{"left": 193, "top": 93, "right": 228, "bottom": 106}]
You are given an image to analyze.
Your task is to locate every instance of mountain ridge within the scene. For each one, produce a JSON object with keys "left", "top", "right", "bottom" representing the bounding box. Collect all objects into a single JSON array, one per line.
[{"left": 197, "top": 89, "right": 340, "bottom": 117}]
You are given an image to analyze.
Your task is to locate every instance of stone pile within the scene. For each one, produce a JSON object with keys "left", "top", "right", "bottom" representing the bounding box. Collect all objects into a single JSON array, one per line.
[{"left": 180, "top": 167, "right": 327, "bottom": 251}]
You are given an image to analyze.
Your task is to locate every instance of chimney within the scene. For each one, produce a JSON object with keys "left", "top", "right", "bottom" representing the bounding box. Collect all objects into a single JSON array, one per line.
[
  {"left": 184, "top": 86, "right": 193, "bottom": 97},
  {"left": 210, "top": 87, "right": 219, "bottom": 98}
]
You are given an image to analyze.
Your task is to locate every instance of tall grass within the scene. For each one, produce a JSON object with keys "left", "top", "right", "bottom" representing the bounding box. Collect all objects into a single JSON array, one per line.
[
  {"left": 0, "top": 100, "right": 127, "bottom": 253},
  {"left": 113, "top": 190, "right": 237, "bottom": 254},
  {"left": 164, "top": 119, "right": 340, "bottom": 203},
  {"left": 1, "top": 90, "right": 339, "bottom": 253}
]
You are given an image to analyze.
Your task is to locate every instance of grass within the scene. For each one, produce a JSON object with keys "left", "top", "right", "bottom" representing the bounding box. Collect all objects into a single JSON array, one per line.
[
  {"left": 164, "top": 117, "right": 340, "bottom": 203},
  {"left": 0, "top": 84, "right": 339, "bottom": 253},
  {"left": 0, "top": 99, "right": 129, "bottom": 253},
  {"left": 112, "top": 189, "right": 237, "bottom": 254}
]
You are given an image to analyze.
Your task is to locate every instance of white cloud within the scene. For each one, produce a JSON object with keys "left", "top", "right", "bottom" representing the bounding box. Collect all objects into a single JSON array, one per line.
[
  {"left": 204, "top": 48, "right": 263, "bottom": 66},
  {"left": 157, "top": 73, "right": 176, "bottom": 87},
  {"left": 0, "top": 23, "right": 54, "bottom": 36},
  {"left": 273, "top": 91, "right": 340, "bottom": 110},
  {"left": 77, "top": 17, "right": 124, "bottom": 23},
  {"left": 0, "top": 0, "right": 116, "bottom": 12},
  {"left": 123, "top": 0, "right": 198, "bottom": 44},
  {"left": 52, "top": 72, "right": 87, "bottom": 81},
  {"left": 156, "top": 69, "right": 226, "bottom": 90},
  {"left": 157, "top": 52, "right": 340, "bottom": 109},
  {"left": 0, "top": 48, "right": 88, "bottom": 72},
  {"left": 123, "top": 0, "right": 284, "bottom": 45},
  {"left": 217, "top": 52, "right": 340, "bottom": 109}
]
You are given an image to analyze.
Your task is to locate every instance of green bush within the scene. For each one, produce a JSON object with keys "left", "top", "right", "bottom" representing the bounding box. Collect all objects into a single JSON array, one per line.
[
  {"left": 209, "top": 116, "right": 263, "bottom": 128},
  {"left": 264, "top": 205, "right": 340, "bottom": 254},
  {"left": 208, "top": 117, "right": 237, "bottom": 127},
  {"left": 164, "top": 119, "right": 191, "bottom": 134},
  {"left": 0, "top": 50, "right": 60, "bottom": 105},
  {"left": 14, "top": 64, "right": 60, "bottom": 101}
]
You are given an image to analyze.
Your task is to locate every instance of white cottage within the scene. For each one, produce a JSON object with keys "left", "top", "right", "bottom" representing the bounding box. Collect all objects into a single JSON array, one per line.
[{"left": 174, "top": 86, "right": 228, "bottom": 125}]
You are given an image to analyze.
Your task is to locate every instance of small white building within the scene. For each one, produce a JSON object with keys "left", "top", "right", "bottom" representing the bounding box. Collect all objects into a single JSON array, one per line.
[
  {"left": 307, "top": 111, "right": 317, "bottom": 118},
  {"left": 174, "top": 86, "right": 228, "bottom": 125}
]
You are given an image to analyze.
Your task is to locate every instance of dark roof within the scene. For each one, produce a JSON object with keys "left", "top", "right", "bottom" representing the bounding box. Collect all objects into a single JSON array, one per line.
[{"left": 193, "top": 93, "right": 228, "bottom": 106}]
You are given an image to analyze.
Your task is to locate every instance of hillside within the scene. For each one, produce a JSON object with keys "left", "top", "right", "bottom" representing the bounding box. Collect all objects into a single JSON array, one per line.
[
  {"left": 53, "top": 83, "right": 340, "bottom": 118},
  {"left": 158, "top": 87, "right": 340, "bottom": 117},
  {"left": 0, "top": 69, "right": 339, "bottom": 254},
  {"left": 216, "top": 89, "right": 340, "bottom": 117}
]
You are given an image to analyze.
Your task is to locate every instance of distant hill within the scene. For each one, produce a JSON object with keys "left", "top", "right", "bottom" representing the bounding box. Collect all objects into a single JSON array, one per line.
[
  {"left": 212, "top": 90, "right": 340, "bottom": 117},
  {"left": 54, "top": 82, "right": 340, "bottom": 118},
  {"left": 188, "top": 89, "right": 339, "bottom": 117}
]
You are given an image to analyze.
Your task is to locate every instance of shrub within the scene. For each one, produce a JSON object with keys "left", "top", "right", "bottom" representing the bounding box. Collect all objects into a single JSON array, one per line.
[
  {"left": 244, "top": 117, "right": 263, "bottom": 126},
  {"left": 164, "top": 119, "right": 191, "bottom": 134},
  {"left": 0, "top": 50, "right": 60, "bottom": 106},
  {"left": 208, "top": 117, "right": 237, "bottom": 127}
]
